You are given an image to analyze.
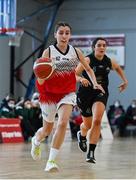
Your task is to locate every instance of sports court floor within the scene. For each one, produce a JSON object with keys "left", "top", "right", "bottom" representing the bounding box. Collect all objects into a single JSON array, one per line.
[{"left": 0, "top": 134, "right": 136, "bottom": 179}]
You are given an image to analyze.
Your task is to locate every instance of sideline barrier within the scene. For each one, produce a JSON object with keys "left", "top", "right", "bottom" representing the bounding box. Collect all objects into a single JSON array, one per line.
[
  {"left": 101, "top": 111, "right": 114, "bottom": 140},
  {"left": 0, "top": 118, "right": 24, "bottom": 143}
]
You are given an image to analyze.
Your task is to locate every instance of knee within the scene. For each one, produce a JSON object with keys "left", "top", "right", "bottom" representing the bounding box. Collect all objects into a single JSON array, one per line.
[{"left": 93, "top": 118, "right": 101, "bottom": 127}]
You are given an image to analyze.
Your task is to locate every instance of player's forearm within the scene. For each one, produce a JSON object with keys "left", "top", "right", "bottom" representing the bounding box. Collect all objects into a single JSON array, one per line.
[
  {"left": 116, "top": 67, "right": 128, "bottom": 83},
  {"left": 86, "top": 68, "right": 98, "bottom": 86},
  {"left": 76, "top": 75, "right": 83, "bottom": 83}
]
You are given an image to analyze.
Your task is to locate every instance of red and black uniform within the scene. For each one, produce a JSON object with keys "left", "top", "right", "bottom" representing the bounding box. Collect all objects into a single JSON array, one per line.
[{"left": 36, "top": 44, "right": 79, "bottom": 104}]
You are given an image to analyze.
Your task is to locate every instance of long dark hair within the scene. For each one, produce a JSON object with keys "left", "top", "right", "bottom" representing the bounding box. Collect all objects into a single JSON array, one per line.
[
  {"left": 92, "top": 37, "right": 107, "bottom": 50},
  {"left": 54, "top": 21, "right": 72, "bottom": 33}
]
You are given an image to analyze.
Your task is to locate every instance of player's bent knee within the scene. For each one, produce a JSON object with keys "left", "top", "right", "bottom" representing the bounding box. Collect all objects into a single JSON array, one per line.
[{"left": 93, "top": 119, "right": 101, "bottom": 126}]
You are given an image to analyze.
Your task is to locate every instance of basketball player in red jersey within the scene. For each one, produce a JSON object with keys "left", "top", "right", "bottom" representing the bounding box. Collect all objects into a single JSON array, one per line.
[{"left": 31, "top": 22, "right": 104, "bottom": 172}]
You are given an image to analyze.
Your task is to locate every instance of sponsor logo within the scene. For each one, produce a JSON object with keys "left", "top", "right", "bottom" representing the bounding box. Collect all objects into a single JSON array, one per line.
[
  {"left": 0, "top": 124, "right": 19, "bottom": 127},
  {"left": 1, "top": 131, "right": 22, "bottom": 138}
]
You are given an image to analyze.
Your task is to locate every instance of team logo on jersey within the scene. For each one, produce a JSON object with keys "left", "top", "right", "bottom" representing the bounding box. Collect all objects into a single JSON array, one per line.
[
  {"left": 98, "top": 93, "right": 104, "bottom": 97},
  {"left": 62, "top": 57, "right": 69, "bottom": 61},
  {"left": 99, "top": 65, "right": 104, "bottom": 68},
  {"left": 106, "top": 67, "right": 111, "bottom": 73},
  {"left": 56, "top": 56, "right": 61, "bottom": 61},
  {"left": 86, "top": 108, "right": 91, "bottom": 114}
]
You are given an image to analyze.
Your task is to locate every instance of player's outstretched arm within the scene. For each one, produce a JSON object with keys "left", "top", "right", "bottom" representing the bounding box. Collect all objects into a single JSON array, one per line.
[
  {"left": 75, "top": 48, "right": 105, "bottom": 93},
  {"left": 75, "top": 57, "right": 91, "bottom": 87}
]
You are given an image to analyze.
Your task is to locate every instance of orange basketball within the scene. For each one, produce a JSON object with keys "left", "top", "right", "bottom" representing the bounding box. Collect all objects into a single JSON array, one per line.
[{"left": 33, "top": 57, "right": 54, "bottom": 79}]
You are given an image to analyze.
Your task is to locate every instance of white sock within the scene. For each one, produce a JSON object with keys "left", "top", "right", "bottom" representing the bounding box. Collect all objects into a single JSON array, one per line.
[
  {"left": 48, "top": 148, "right": 59, "bottom": 161},
  {"left": 34, "top": 137, "right": 40, "bottom": 146}
]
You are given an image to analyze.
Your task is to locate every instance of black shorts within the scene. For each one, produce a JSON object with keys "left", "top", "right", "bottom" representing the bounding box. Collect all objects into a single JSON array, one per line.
[{"left": 77, "top": 87, "right": 109, "bottom": 117}]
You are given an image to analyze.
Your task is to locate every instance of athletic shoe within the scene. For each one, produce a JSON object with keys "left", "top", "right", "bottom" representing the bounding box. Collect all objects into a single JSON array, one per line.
[
  {"left": 77, "top": 131, "right": 87, "bottom": 152},
  {"left": 44, "top": 160, "right": 59, "bottom": 172},
  {"left": 86, "top": 151, "right": 96, "bottom": 163},
  {"left": 31, "top": 136, "right": 41, "bottom": 160}
]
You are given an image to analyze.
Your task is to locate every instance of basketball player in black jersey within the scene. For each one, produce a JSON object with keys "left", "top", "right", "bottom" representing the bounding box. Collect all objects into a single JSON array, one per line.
[{"left": 76, "top": 37, "right": 128, "bottom": 163}]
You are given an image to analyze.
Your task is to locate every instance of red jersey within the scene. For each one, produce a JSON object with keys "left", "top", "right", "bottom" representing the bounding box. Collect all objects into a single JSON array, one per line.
[{"left": 36, "top": 44, "right": 79, "bottom": 103}]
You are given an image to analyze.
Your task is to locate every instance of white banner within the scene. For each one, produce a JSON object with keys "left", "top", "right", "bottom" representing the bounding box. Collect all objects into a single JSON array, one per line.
[
  {"left": 70, "top": 34, "right": 125, "bottom": 67},
  {"left": 101, "top": 111, "right": 114, "bottom": 140}
]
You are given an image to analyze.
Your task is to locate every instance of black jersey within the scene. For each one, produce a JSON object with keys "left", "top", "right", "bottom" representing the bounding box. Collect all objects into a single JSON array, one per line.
[
  {"left": 77, "top": 53, "right": 112, "bottom": 116},
  {"left": 82, "top": 52, "right": 112, "bottom": 92}
]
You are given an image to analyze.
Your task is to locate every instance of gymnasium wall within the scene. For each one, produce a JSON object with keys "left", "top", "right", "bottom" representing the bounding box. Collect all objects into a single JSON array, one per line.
[
  {"left": 0, "top": 0, "right": 135, "bottom": 109},
  {"left": 0, "top": 37, "right": 10, "bottom": 100},
  {"left": 54, "top": 0, "right": 136, "bottom": 109}
]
